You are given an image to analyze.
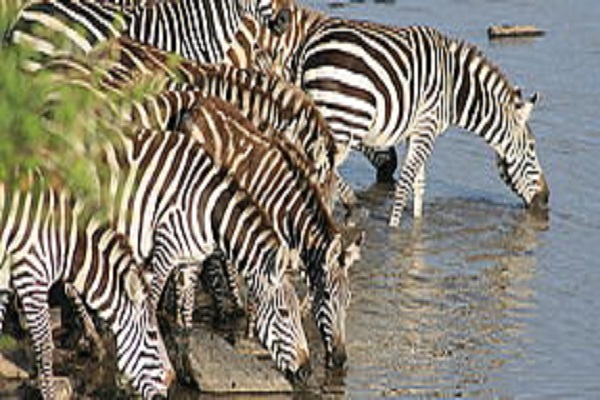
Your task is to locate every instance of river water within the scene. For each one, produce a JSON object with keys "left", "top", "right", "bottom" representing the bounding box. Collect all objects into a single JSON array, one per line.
[{"left": 299, "top": 0, "right": 600, "bottom": 398}]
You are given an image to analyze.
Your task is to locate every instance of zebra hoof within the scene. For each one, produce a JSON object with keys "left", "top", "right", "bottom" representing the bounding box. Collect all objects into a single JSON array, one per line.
[{"left": 45, "top": 376, "right": 73, "bottom": 400}]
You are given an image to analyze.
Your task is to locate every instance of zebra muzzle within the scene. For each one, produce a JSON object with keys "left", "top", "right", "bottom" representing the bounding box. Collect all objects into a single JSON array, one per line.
[
  {"left": 528, "top": 174, "right": 550, "bottom": 213},
  {"left": 327, "top": 344, "right": 348, "bottom": 369}
]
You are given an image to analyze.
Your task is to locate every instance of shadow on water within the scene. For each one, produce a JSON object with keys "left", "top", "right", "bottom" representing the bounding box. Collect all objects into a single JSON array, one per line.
[{"left": 345, "top": 184, "right": 549, "bottom": 398}]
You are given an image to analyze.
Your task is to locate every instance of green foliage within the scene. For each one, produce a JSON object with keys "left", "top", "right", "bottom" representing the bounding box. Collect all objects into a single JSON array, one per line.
[
  {"left": 0, "top": 334, "right": 18, "bottom": 351},
  {"left": 0, "top": 7, "right": 114, "bottom": 202}
]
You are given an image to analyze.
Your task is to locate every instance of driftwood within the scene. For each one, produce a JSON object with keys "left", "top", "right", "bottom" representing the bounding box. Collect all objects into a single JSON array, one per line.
[{"left": 488, "top": 24, "right": 545, "bottom": 40}]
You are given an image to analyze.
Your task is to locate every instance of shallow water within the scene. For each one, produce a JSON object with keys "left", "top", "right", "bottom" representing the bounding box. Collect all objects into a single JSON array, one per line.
[{"left": 301, "top": 0, "right": 600, "bottom": 398}]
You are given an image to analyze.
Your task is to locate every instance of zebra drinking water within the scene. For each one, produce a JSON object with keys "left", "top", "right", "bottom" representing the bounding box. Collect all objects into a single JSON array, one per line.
[
  {"left": 0, "top": 171, "right": 174, "bottom": 400},
  {"left": 233, "top": 6, "right": 550, "bottom": 226},
  {"left": 177, "top": 95, "right": 364, "bottom": 367},
  {"left": 104, "top": 127, "right": 311, "bottom": 378},
  {"left": 45, "top": 48, "right": 360, "bottom": 367}
]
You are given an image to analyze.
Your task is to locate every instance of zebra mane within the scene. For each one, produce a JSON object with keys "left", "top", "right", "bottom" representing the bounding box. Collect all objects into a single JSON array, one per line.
[{"left": 449, "top": 35, "right": 521, "bottom": 102}]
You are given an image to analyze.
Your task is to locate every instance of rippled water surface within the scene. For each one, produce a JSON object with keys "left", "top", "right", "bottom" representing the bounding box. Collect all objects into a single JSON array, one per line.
[{"left": 299, "top": 0, "right": 600, "bottom": 398}]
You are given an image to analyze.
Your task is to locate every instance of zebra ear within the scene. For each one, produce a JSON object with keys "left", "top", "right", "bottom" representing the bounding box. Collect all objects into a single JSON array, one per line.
[
  {"left": 341, "top": 228, "right": 365, "bottom": 268},
  {"left": 274, "top": 245, "right": 300, "bottom": 282},
  {"left": 124, "top": 268, "right": 148, "bottom": 306},
  {"left": 515, "top": 92, "right": 538, "bottom": 124},
  {"left": 514, "top": 86, "right": 523, "bottom": 99},
  {"left": 325, "top": 234, "right": 343, "bottom": 270},
  {"left": 529, "top": 92, "right": 540, "bottom": 105}
]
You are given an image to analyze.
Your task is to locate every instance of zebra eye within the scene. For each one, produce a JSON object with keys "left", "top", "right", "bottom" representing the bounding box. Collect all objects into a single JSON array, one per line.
[
  {"left": 147, "top": 329, "right": 158, "bottom": 341},
  {"left": 279, "top": 308, "right": 290, "bottom": 318}
]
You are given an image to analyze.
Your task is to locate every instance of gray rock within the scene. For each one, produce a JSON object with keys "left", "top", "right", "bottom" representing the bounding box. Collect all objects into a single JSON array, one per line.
[{"left": 183, "top": 329, "right": 293, "bottom": 394}]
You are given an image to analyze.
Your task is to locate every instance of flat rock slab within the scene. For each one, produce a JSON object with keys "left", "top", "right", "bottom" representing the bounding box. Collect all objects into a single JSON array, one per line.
[{"left": 184, "top": 329, "right": 293, "bottom": 394}]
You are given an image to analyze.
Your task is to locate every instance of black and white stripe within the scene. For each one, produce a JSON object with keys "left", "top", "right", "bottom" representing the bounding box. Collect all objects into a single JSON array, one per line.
[
  {"left": 0, "top": 171, "right": 174, "bottom": 399},
  {"left": 101, "top": 127, "right": 311, "bottom": 377},
  {"left": 43, "top": 37, "right": 351, "bottom": 208},
  {"left": 250, "top": 6, "right": 550, "bottom": 226},
  {"left": 6, "top": 0, "right": 292, "bottom": 70},
  {"left": 178, "top": 95, "right": 363, "bottom": 367}
]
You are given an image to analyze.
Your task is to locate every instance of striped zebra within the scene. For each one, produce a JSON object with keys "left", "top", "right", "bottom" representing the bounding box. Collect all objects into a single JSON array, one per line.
[
  {"left": 176, "top": 95, "right": 363, "bottom": 367},
  {"left": 43, "top": 44, "right": 359, "bottom": 367},
  {"left": 0, "top": 171, "right": 174, "bottom": 399},
  {"left": 42, "top": 37, "right": 354, "bottom": 208},
  {"left": 5, "top": 0, "right": 293, "bottom": 71},
  {"left": 237, "top": 6, "right": 550, "bottom": 226},
  {"left": 23, "top": 53, "right": 312, "bottom": 376},
  {"left": 103, "top": 127, "right": 311, "bottom": 378}
]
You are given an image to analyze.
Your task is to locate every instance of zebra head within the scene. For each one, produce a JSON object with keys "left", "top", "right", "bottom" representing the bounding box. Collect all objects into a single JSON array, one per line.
[
  {"left": 115, "top": 265, "right": 175, "bottom": 399},
  {"left": 253, "top": 0, "right": 294, "bottom": 35},
  {"left": 312, "top": 228, "right": 364, "bottom": 369},
  {"left": 496, "top": 91, "right": 549, "bottom": 213},
  {"left": 255, "top": 246, "right": 311, "bottom": 383}
]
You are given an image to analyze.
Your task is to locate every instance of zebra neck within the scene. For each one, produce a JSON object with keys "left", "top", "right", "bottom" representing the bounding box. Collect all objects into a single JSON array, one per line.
[
  {"left": 300, "top": 225, "right": 336, "bottom": 278},
  {"left": 450, "top": 39, "right": 517, "bottom": 152}
]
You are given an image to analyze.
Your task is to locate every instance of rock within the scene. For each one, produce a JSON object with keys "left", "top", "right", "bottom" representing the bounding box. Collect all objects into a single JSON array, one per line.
[
  {"left": 183, "top": 328, "right": 293, "bottom": 394},
  {"left": 0, "top": 354, "right": 29, "bottom": 379}
]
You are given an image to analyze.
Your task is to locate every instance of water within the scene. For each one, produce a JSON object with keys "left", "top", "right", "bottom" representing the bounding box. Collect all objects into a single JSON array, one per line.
[{"left": 300, "top": 0, "right": 600, "bottom": 398}]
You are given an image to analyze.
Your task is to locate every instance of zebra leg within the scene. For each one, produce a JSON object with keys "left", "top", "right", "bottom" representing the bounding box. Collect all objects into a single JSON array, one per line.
[
  {"left": 413, "top": 164, "right": 427, "bottom": 219},
  {"left": 174, "top": 263, "right": 199, "bottom": 329},
  {"left": 17, "top": 289, "right": 55, "bottom": 398},
  {"left": 389, "top": 133, "right": 435, "bottom": 227},
  {"left": 0, "top": 292, "right": 10, "bottom": 333},
  {"left": 245, "top": 294, "right": 257, "bottom": 339},
  {"left": 63, "top": 283, "right": 106, "bottom": 359},
  {"left": 361, "top": 146, "right": 398, "bottom": 183},
  {"left": 200, "top": 253, "right": 245, "bottom": 318},
  {"left": 336, "top": 171, "right": 357, "bottom": 213}
]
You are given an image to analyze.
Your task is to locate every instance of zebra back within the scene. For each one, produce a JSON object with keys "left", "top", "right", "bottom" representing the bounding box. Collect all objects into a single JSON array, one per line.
[
  {"left": 245, "top": 5, "right": 549, "bottom": 223},
  {"left": 43, "top": 37, "right": 343, "bottom": 200},
  {"left": 5, "top": 0, "right": 294, "bottom": 71}
]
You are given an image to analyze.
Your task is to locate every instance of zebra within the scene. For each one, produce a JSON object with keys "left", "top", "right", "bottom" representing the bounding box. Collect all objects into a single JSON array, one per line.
[
  {"left": 234, "top": 6, "right": 550, "bottom": 226},
  {"left": 0, "top": 171, "right": 175, "bottom": 399},
  {"left": 176, "top": 94, "right": 363, "bottom": 367},
  {"left": 44, "top": 47, "right": 359, "bottom": 367},
  {"left": 5, "top": 0, "right": 293, "bottom": 71},
  {"left": 42, "top": 37, "right": 354, "bottom": 208},
  {"left": 103, "top": 127, "right": 311, "bottom": 378},
  {"left": 20, "top": 53, "right": 312, "bottom": 376}
]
